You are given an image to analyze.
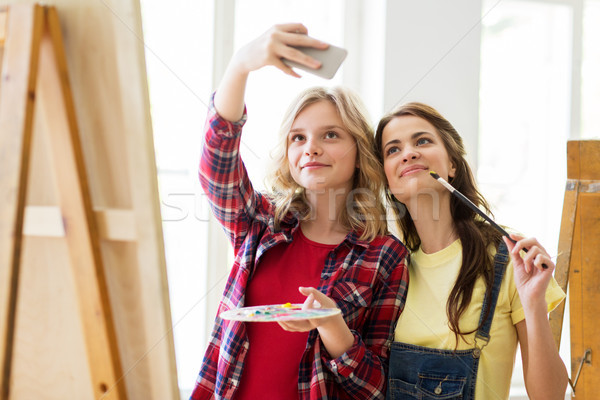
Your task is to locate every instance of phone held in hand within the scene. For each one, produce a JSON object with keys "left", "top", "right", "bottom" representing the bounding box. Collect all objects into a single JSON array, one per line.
[{"left": 283, "top": 43, "right": 348, "bottom": 79}]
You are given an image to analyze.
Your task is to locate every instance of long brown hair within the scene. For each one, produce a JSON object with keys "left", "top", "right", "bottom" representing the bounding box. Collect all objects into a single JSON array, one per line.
[
  {"left": 375, "top": 102, "right": 502, "bottom": 343},
  {"left": 266, "top": 86, "right": 388, "bottom": 242}
]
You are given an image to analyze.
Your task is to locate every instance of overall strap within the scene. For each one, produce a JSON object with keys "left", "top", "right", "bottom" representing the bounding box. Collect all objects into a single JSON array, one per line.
[{"left": 474, "top": 241, "right": 509, "bottom": 346}]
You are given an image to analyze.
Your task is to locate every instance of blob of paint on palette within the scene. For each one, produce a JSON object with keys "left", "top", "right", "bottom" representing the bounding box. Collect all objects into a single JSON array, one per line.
[{"left": 219, "top": 302, "right": 341, "bottom": 322}]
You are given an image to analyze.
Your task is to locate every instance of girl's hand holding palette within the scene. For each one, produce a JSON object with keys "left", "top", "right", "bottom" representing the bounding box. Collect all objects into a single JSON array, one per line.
[{"left": 219, "top": 302, "right": 341, "bottom": 322}]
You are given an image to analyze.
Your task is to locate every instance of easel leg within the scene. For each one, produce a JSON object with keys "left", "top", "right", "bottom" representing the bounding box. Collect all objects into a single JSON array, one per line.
[
  {"left": 35, "top": 7, "right": 127, "bottom": 400},
  {"left": 0, "top": 5, "right": 43, "bottom": 400},
  {"left": 549, "top": 179, "right": 579, "bottom": 349},
  {"left": 1, "top": 5, "right": 127, "bottom": 400}
]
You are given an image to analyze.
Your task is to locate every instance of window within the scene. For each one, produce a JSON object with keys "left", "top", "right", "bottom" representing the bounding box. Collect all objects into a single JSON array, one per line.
[
  {"left": 140, "top": 0, "right": 214, "bottom": 394},
  {"left": 582, "top": 0, "right": 600, "bottom": 138},
  {"left": 478, "top": 1, "right": 574, "bottom": 397}
]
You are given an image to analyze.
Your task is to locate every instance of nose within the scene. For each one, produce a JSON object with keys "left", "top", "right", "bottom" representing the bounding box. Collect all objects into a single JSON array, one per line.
[
  {"left": 304, "top": 138, "right": 322, "bottom": 156},
  {"left": 402, "top": 147, "right": 419, "bottom": 163}
]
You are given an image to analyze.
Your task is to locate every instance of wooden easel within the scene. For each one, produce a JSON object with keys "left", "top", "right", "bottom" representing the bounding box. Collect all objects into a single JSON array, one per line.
[
  {"left": 0, "top": 4, "right": 126, "bottom": 399},
  {"left": 548, "top": 140, "right": 599, "bottom": 398}
]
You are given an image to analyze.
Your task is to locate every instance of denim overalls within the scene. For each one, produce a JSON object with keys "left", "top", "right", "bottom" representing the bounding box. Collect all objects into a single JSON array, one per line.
[{"left": 387, "top": 243, "right": 509, "bottom": 400}]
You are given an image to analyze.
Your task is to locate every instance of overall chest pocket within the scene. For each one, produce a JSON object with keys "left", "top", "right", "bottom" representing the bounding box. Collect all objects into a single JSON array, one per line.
[
  {"left": 417, "top": 373, "right": 466, "bottom": 399},
  {"left": 389, "top": 373, "right": 466, "bottom": 400}
]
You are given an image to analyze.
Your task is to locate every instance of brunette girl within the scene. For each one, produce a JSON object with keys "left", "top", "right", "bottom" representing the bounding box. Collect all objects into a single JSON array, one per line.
[{"left": 376, "top": 102, "right": 568, "bottom": 400}]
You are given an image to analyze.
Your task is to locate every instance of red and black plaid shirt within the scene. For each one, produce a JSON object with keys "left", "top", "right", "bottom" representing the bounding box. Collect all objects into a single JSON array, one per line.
[{"left": 192, "top": 96, "right": 409, "bottom": 400}]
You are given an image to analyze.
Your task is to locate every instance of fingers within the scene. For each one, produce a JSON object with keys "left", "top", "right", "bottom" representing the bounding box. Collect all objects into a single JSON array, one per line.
[
  {"left": 274, "top": 22, "right": 308, "bottom": 35},
  {"left": 509, "top": 234, "right": 548, "bottom": 255},
  {"left": 503, "top": 235, "right": 516, "bottom": 252},
  {"left": 532, "top": 253, "right": 554, "bottom": 271},
  {"left": 235, "top": 23, "right": 329, "bottom": 77},
  {"left": 301, "top": 293, "right": 317, "bottom": 310},
  {"left": 273, "top": 23, "right": 328, "bottom": 48},
  {"left": 278, "top": 319, "right": 313, "bottom": 332},
  {"left": 505, "top": 234, "right": 554, "bottom": 273},
  {"left": 271, "top": 58, "right": 302, "bottom": 78},
  {"left": 299, "top": 287, "right": 340, "bottom": 311},
  {"left": 265, "top": 24, "right": 328, "bottom": 75},
  {"left": 278, "top": 321, "right": 289, "bottom": 330},
  {"left": 299, "top": 286, "right": 332, "bottom": 305},
  {"left": 279, "top": 46, "right": 322, "bottom": 68},
  {"left": 299, "top": 287, "right": 323, "bottom": 310},
  {"left": 521, "top": 248, "right": 554, "bottom": 272},
  {"left": 278, "top": 321, "right": 304, "bottom": 332}
]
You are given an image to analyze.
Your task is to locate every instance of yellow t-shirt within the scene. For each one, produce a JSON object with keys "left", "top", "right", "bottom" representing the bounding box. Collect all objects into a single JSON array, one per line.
[{"left": 394, "top": 239, "right": 565, "bottom": 400}]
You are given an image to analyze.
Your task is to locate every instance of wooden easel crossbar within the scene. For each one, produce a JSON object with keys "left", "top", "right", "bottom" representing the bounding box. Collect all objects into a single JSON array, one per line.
[{"left": 0, "top": 4, "right": 126, "bottom": 399}]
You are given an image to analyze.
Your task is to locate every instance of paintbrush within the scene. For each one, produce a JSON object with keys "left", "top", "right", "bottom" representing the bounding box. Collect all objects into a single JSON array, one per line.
[{"left": 429, "top": 171, "right": 548, "bottom": 269}]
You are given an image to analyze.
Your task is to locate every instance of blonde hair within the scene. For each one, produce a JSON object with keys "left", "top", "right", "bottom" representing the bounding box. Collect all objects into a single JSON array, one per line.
[{"left": 266, "top": 86, "right": 387, "bottom": 241}]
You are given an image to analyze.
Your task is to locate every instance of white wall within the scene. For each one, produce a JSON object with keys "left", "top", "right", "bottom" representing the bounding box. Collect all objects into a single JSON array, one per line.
[{"left": 382, "top": 0, "right": 483, "bottom": 168}]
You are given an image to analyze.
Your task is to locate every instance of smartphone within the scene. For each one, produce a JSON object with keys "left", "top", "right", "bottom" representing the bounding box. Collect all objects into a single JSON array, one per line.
[{"left": 283, "top": 43, "right": 348, "bottom": 80}]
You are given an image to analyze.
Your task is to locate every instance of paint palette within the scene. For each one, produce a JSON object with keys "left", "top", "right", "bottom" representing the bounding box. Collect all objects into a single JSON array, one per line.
[{"left": 219, "top": 303, "right": 341, "bottom": 322}]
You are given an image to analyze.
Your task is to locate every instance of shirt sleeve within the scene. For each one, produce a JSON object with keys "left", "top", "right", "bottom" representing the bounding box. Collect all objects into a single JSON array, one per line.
[
  {"left": 198, "top": 92, "right": 273, "bottom": 254},
  {"left": 507, "top": 257, "right": 567, "bottom": 324},
  {"left": 322, "top": 237, "right": 410, "bottom": 399}
]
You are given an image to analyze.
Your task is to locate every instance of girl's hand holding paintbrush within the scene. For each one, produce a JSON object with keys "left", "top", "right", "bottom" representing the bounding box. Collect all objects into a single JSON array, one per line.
[{"left": 503, "top": 233, "right": 555, "bottom": 310}]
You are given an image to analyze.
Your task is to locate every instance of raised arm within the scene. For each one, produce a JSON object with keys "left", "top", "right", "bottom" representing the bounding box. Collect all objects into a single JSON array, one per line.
[
  {"left": 505, "top": 234, "right": 568, "bottom": 400},
  {"left": 200, "top": 24, "right": 330, "bottom": 250}
]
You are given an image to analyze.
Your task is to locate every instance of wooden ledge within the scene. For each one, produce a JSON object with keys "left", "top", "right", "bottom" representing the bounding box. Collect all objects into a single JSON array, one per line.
[{"left": 24, "top": 206, "right": 137, "bottom": 241}]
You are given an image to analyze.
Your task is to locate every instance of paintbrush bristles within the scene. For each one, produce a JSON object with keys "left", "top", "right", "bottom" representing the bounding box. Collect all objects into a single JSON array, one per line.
[{"left": 429, "top": 171, "right": 455, "bottom": 193}]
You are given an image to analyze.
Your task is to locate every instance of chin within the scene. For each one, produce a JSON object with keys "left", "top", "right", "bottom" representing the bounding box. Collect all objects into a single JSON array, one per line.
[{"left": 389, "top": 181, "right": 436, "bottom": 202}]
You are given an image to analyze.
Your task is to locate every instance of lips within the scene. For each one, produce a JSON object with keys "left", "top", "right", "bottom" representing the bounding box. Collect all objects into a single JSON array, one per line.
[
  {"left": 302, "top": 161, "right": 328, "bottom": 169},
  {"left": 400, "top": 165, "right": 428, "bottom": 177}
]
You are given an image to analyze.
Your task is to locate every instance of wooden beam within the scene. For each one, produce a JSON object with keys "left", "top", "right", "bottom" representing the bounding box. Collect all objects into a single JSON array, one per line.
[
  {"left": 568, "top": 140, "right": 600, "bottom": 398},
  {"left": 93, "top": 209, "right": 137, "bottom": 242},
  {"left": 23, "top": 206, "right": 137, "bottom": 241},
  {"left": 34, "top": 6, "right": 126, "bottom": 399},
  {"left": 0, "top": 8, "right": 7, "bottom": 46},
  {"left": 576, "top": 192, "right": 600, "bottom": 397},
  {"left": 0, "top": 5, "right": 43, "bottom": 399},
  {"left": 22, "top": 206, "right": 64, "bottom": 237},
  {"left": 549, "top": 179, "right": 578, "bottom": 349}
]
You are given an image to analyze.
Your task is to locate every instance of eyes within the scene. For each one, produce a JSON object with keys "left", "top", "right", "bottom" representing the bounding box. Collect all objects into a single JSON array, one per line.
[
  {"left": 385, "top": 136, "right": 433, "bottom": 156},
  {"left": 324, "top": 131, "right": 339, "bottom": 139},
  {"left": 290, "top": 130, "right": 340, "bottom": 143}
]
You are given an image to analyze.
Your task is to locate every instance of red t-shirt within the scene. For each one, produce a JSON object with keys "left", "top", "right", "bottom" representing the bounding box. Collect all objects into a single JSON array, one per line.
[{"left": 234, "top": 227, "right": 336, "bottom": 400}]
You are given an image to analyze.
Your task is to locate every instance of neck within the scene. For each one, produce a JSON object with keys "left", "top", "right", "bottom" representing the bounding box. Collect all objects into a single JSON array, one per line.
[
  {"left": 301, "top": 188, "right": 350, "bottom": 244},
  {"left": 406, "top": 191, "right": 458, "bottom": 254}
]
